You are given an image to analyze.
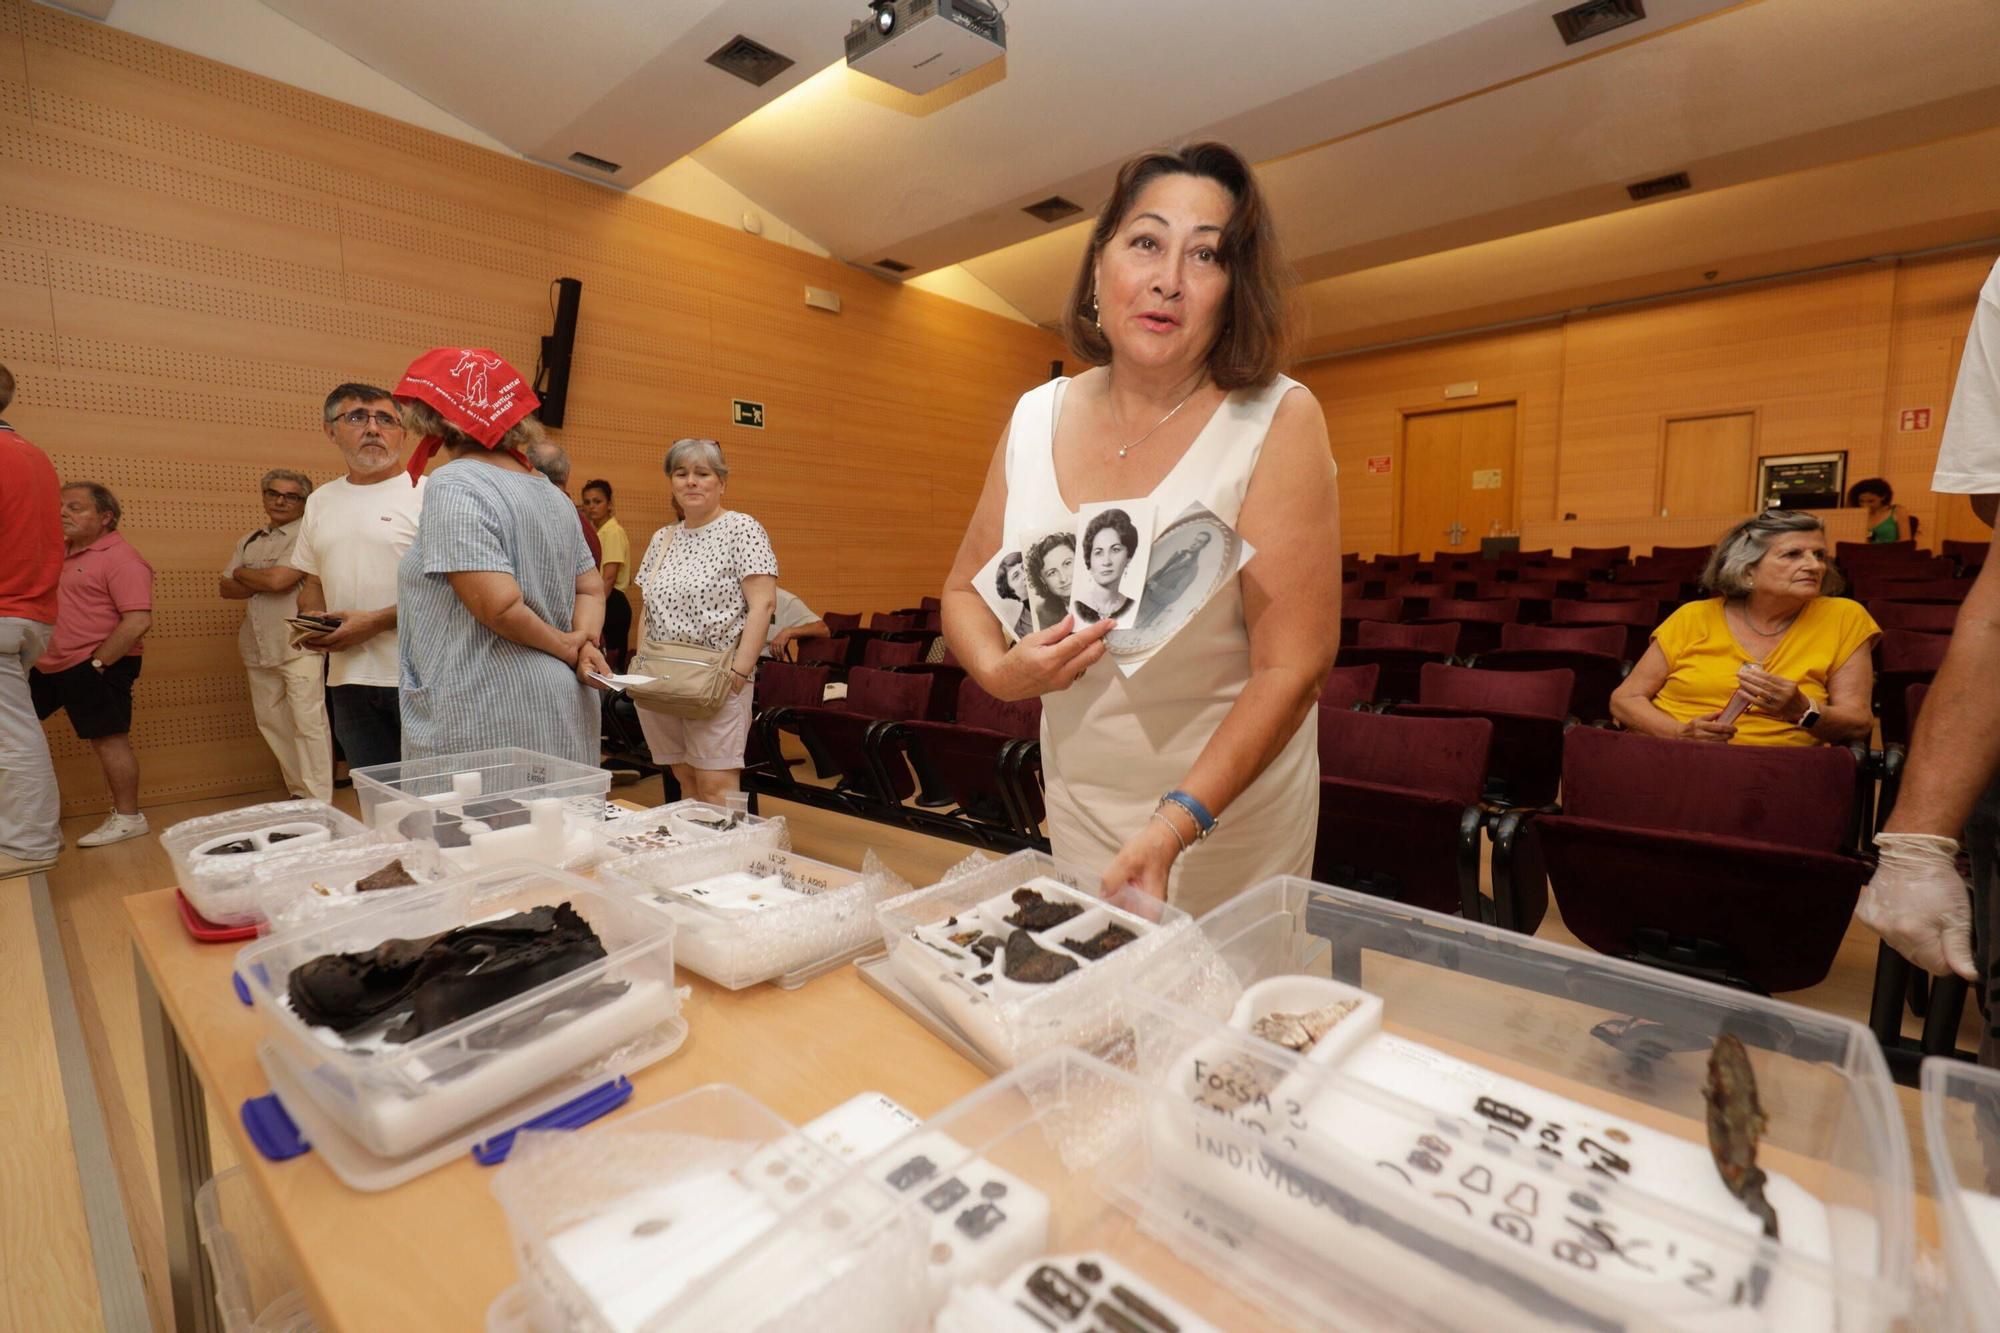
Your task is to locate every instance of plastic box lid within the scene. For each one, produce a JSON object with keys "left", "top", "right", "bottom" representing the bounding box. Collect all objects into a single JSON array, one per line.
[
  {"left": 194, "top": 1167, "right": 318, "bottom": 1332},
  {"left": 1120, "top": 876, "right": 1914, "bottom": 1331},
  {"left": 249, "top": 840, "right": 451, "bottom": 936},
  {"left": 1922, "top": 1056, "right": 2000, "bottom": 1332},
  {"left": 160, "top": 800, "right": 377, "bottom": 928},
  {"left": 874, "top": 849, "right": 1230, "bottom": 1071},
  {"left": 235, "top": 861, "right": 681, "bottom": 1161},
  {"left": 349, "top": 747, "right": 612, "bottom": 871},
  {"left": 489, "top": 1083, "right": 927, "bottom": 1333},
  {"left": 595, "top": 840, "right": 902, "bottom": 991}
]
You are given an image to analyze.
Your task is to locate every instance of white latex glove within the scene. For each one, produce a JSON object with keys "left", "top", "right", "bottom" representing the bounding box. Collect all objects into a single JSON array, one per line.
[{"left": 1859, "top": 833, "right": 1978, "bottom": 981}]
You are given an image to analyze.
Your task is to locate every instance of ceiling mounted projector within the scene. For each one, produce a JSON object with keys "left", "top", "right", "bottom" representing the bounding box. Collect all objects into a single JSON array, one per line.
[{"left": 845, "top": 0, "right": 1006, "bottom": 96}]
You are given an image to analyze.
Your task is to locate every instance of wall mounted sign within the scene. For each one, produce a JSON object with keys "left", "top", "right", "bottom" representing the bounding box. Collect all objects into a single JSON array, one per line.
[
  {"left": 731, "top": 399, "right": 765, "bottom": 429},
  {"left": 1470, "top": 468, "right": 1503, "bottom": 490},
  {"left": 1898, "top": 407, "right": 1932, "bottom": 432},
  {"left": 1366, "top": 455, "right": 1393, "bottom": 474}
]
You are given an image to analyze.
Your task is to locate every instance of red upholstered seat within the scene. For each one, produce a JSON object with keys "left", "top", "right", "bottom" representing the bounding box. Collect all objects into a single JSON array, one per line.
[
  {"left": 1407, "top": 598, "right": 1519, "bottom": 655},
  {"left": 1313, "top": 708, "right": 1500, "bottom": 922},
  {"left": 1320, "top": 664, "right": 1380, "bottom": 710},
  {"left": 1338, "top": 597, "right": 1405, "bottom": 646},
  {"left": 1392, "top": 663, "right": 1573, "bottom": 809},
  {"left": 1548, "top": 598, "right": 1659, "bottom": 661},
  {"left": 1510, "top": 727, "right": 1867, "bottom": 991},
  {"left": 1857, "top": 578, "right": 1967, "bottom": 604},
  {"left": 1865, "top": 600, "right": 1959, "bottom": 634},
  {"left": 1417, "top": 662, "right": 1571, "bottom": 719},
  {"left": 1499, "top": 622, "right": 1627, "bottom": 658},
  {"left": 862, "top": 637, "right": 926, "bottom": 668},
  {"left": 1877, "top": 628, "right": 1949, "bottom": 748},
  {"left": 822, "top": 612, "right": 861, "bottom": 633},
  {"left": 796, "top": 637, "right": 851, "bottom": 667},
  {"left": 1356, "top": 620, "right": 1460, "bottom": 654}
]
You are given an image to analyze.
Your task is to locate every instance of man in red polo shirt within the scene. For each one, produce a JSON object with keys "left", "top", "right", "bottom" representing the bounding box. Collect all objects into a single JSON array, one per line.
[
  {"left": 0, "top": 363, "right": 65, "bottom": 875},
  {"left": 30, "top": 481, "right": 155, "bottom": 848}
]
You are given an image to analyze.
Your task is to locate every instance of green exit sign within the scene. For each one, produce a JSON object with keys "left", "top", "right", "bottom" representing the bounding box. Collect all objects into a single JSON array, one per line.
[{"left": 731, "top": 399, "right": 765, "bottom": 429}]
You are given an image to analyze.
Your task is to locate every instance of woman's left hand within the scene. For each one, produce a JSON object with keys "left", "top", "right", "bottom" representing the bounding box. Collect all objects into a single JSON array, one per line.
[
  {"left": 1738, "top": 664, "right": 1805, "bottom": 720},
  {"left": 728, "top": 667, "right": 750, "bottom": 695},
  {"left": 576, "top": 642, "right": 611, "bottom": 687},
  {"left": 1100, "top": 815, "right": 1181, "bottom": 904}
]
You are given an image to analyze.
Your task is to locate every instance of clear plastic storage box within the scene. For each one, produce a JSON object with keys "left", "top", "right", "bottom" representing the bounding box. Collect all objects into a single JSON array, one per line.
[
  {"left": 488, "top": 1083, "right": 927, "bottom": 1333},
  {"left": 194, "top": 1166, "right": 318, "bottom": 1332},
  {"left": 595, "top": 840, "right": 902, "bottom": 990},
  {"left": 588, "top": 801, "right": 786, "bottom": 862},
  {"left": 349, "top": 747, "right": 613, "bottom": 871},
  {"left": 235, "top": 862, "right": 684, "bottom": 1166},
  {"left": 161, "top": 800, "right": 377, "bottom": 928},
  {"left": 249, "top": 840, "right": 451, "bottom": 935},
  {"left": 1116, "top": 877, "right": 1914, "bottom": 1331},
  {"left": 1921, "top": 1057, "right": 2000, "bottom": 1332},
  {"left": 875, "top": 850, "right": 1225, "bottom": 1070}
]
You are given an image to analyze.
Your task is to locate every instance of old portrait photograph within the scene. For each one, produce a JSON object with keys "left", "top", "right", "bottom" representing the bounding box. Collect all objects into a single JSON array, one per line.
[
  {"left": 975, "top": 546, "right": 1035, "bottom": 642},
  {"left": 1071, "top": 500, "right": 1154, "bottom": 630},
  {"left": 1019, "top": 525, "right": 1078, "bottom": 631},
  {"left": 1115, "top": 502, "right": 1245, "bottom": 657}
]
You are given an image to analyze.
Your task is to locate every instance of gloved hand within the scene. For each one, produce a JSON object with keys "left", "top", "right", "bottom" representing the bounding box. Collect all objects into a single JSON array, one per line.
[{"left": 1859, "top": 833, "right": 1978, "bottom": 981}]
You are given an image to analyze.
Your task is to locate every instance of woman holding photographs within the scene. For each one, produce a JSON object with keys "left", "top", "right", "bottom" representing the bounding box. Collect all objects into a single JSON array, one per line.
[{"left": 942, "top": 142, "right": 1341, "bottom": 917}]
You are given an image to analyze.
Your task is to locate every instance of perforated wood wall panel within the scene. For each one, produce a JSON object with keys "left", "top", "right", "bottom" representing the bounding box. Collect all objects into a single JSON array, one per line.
[
  {"left": 0, "top": 0, "right": 1061, "bottom": 815},
  {"left": 1298, "top": 253, "right": 1998, "bottom": 557}
]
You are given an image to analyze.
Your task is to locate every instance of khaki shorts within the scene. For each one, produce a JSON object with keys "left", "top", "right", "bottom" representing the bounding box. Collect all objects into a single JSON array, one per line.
[{"left": 636, "top": 679, "right": 754, "bottom": 770}]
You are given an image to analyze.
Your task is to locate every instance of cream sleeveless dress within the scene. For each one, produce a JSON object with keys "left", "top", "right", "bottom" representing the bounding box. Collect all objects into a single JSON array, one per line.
[{"left": 1001, "top": 374, "right": 1320, "bottom": 919}]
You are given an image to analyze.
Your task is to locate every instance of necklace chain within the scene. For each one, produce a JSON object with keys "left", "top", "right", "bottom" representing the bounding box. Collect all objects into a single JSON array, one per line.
[
  {"left": 1112, "top": 376, "right": 1205, "bottom": 459},
  {"left": 1733, "top": 601, "right": 1800, "bottom": 637}
]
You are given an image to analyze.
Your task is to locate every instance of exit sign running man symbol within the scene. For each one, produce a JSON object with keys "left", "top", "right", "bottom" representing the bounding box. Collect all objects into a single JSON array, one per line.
[{"left": 732, "top": 399, "right": 765, "bottom": 429}]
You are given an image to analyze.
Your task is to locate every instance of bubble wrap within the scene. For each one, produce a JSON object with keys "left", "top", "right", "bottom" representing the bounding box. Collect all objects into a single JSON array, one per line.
[{"left": 596, "top": 842, "right": 908, "bottom": 989}]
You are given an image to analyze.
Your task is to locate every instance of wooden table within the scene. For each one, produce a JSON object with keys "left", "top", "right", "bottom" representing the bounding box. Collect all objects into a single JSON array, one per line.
[{"left": 126, "top": 885, "right": 989, "bottom": 1332}]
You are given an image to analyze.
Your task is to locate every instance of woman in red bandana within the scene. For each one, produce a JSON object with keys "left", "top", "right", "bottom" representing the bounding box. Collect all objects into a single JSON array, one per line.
[{"left": 392, "top": 348, "right": 609, "bottom": 765}]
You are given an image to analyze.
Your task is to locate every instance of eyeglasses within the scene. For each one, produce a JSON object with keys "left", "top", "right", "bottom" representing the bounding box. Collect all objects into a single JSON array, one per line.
[
  {"left": 334, "top": 409, "right": 403, "bottom": 430},
  {"left": 263, "top": 489, "right": 306, "bottom": 502}
]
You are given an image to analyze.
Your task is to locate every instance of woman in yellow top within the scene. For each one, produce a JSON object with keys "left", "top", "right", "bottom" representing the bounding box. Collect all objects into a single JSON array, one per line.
[
  {"left": 1611, "top": 511, "right": 1878, "bottom": 746},
  {"left": 581, "top": 479, "right": 633, "bottom": 669}
]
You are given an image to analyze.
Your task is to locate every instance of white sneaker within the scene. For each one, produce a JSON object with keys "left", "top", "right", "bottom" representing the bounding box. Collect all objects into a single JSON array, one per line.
[{"left": 77, "top": 812, "right": 149, "bottom": 848}]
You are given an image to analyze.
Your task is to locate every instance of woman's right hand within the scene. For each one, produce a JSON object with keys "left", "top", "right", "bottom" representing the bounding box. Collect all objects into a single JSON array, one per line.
[
  {"left": 1678, "top": 711, "right": 1738, "bottom": 743},
  {"left": 985, "top": 615, "right": 1116, "bottom": 700}
]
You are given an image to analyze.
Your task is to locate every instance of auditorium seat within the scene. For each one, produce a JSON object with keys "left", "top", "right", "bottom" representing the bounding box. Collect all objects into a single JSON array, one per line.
[
  {"left": 796, "top": 637, "right": 852, "bottom": 669},
  {"left": 1852, "top": 576, "right": 1968, "bottom": 604},
  {"left": 1341, "top": 620, "right": 1461, "bottom": 701},
  {"left": 1568, "top": 545, "right": 1630, "bottom": 573},
  {"left": 1876, "top": 629, "right": 1950, "bottom": 749},
  {"left": 872, "top": 678, "right": 1045, "bottom": 849},
  {"left": 1499, "top": 727, "right": 1869, "bottom": 992},
  {"left": 1320, "top": 663, "right": 1380, "bottom": 710},
  {"left": 765, "top": 666, "right": 940, "bottom": 817},
  {"left": 1499, "top": 622, "right": 1627, "bottom": 657},
  {"left": 743, "top": 661, "right": 835, "bottom": 791},
  {"left": 1406, "top": 597, "right": 1517, "bottom": 656},
  {"left": 1836, "top": 539, "right": 1917, "bottom": 566},
  {"left": 822, "top": 612, "right": 861, "bottom": 633},
  {"left": 1865, "top": 599, "right": 1959, "bottom": 634},
  {"left": 1337, "top": 597, "right": 1405, "bottom": 646},
  {"left": 1943, "top": 538, "right": 1989, "bottom": 573},
  {"left": 1312, "top": 708, "right": 1497, "bottom": 922},
  {"left": 1390, "top": 663, "right": 1572, "bottom": 810},
  {"left": 1548, "top": 598, "right": 1660, "bottom": 662},
  {"left": 1585, "top": 580, "right": 1686, "bottom": 605},
  {"left": 862, "top": 637, "right": 927, "bottom": 669},
  {"left": 1475, "top": 626, "right": 1627, "bottom": 723}
]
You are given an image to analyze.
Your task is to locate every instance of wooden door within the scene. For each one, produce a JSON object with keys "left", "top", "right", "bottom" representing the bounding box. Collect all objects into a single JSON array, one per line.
[
  {"left": 1659, "top": 412, "right": 1755, "bottom": 517},
  {"left": 1400, "top": 404, "right": 1518, "bottom": 556}
]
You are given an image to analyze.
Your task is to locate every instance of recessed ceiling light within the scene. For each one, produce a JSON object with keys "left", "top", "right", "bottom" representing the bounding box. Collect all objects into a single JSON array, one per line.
[
  {"left": 875, "top": 258, "right": 913, "bottom": 274},
  {"left": 1553, "top": 0, "right": 1646, "bottom": 47},
  {"left": 1021, "top": 196, "right": 1083, "bottom": 224}
]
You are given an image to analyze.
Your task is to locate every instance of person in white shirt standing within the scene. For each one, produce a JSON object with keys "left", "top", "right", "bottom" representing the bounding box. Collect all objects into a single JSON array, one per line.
[
  {"left": 285, "top": 384, "right": 425, "bottom": 770},
  {"left": 220, "top": 468, "right": 331, "bottom": 801},
  {"left": 1860, "top": 255, "right": 2000, "bottom": 1065}
]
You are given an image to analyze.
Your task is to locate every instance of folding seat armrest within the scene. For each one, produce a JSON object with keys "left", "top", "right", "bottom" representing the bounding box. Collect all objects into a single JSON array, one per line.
[
  {"left": 1875, "top": 743, "right": 1908, "bottom": 837},
  {"left": 1489, "top": 809, "right": 1534, "bottom": 931},
  {"left": 866, "top": 718, "right": 916, "bottom": 799},
  {"left": 1847, "top": 741, "right": 1876, "bottom": 856},
  {"left": 1457, "top": 805, "right": 1486, "bottom": 922}
]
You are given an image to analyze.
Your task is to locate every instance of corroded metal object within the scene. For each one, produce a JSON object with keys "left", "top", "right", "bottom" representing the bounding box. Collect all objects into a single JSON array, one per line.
[
  {"left": 1062, "top": 923, "right": 1136, "bottom": 961},
  {"left": 1250, "top": 999, "right": 1361, "bottom": 1053},
  {"left": 1005, "top": 888, "right": 1084, "bottom": 932},
  {"left": 354, "top": 858, "right": 418, "bottom": 893},
  {"left": 1703, "top": 1033, "right": 1780, "bottom": 1240},
  {"left": 1002, "top": 928, "right": 1080, "bottom": 984}
]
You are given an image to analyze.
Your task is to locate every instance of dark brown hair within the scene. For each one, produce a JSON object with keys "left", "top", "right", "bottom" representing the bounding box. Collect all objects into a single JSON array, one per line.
[{"left": 1061, "top": 142, "right": 1294, "bottom": 390}]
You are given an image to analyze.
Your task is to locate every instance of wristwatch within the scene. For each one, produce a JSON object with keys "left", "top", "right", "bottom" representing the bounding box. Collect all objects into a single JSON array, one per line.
[{"left": 1796, "top": 703, "right": 1822, "bottom": 731}]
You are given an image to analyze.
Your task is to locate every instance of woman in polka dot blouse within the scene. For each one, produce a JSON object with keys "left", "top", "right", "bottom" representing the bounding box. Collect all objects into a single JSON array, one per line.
[{"left": 631, "top": 439, "right": 777, "bottom": 803}]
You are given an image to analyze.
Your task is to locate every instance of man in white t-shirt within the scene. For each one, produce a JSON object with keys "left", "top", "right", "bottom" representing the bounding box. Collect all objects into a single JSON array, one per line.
[
  {"left": 286, "top": 383, "right": 425, "bottom": 769},
  {"left": 1861, "top": 255, "right": 2000, "bottom": 1064},
  {"left": 762, "top": 586, "right": 830, "bottom": 659}
]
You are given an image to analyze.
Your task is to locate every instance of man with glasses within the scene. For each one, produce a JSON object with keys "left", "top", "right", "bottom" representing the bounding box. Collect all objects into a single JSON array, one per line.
[
  {"left": 221, "top": 468, "right": 330, "bottom": 801},
  {"left": 286, "top": 384, "right": 425, "bottom": 769}
]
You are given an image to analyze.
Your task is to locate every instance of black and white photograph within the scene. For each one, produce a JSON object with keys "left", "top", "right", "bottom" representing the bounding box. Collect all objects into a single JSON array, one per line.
[
  {"left": 974, "top": 546, "right": 1035, "bottom": 642},
  {"left": 1109, "top": 502, "right": 1246, "bottom": 661},
  {"left": 1019, "top": 526, "right": 1078, "bottom": 632},
  {"left": 1070, "top": 500, "right": 1154, "bottom": 630}
]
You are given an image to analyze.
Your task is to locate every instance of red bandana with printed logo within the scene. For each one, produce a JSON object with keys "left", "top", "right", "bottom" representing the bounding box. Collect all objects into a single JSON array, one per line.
[{"left": 395, "top": 347, "right": 540, "bottom": 484}]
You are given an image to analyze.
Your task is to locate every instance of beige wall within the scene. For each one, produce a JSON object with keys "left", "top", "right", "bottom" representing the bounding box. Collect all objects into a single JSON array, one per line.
[
  {"left": 1298, "top": 247, "right": 1998, "bottom": 558},
  {"left": 0, "top": 0, "right": 1062, "bottom": 815}
]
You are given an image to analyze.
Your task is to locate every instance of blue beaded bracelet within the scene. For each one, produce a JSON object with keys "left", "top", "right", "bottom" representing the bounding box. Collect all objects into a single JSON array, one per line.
[{"left": 1159, "top": 789, "right": 1217, "bottom": 842}]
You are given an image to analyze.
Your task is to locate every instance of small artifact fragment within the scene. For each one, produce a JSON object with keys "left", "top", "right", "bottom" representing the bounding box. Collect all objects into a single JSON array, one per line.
[
  {"left": 971, "top": 973, "right": 992, "bottom": 985},
  {"left": 970, "top": 935, "right": 1004, "bottom": 965},
  {"left": 1005, "top": 887, "right": 1084, "bottom": 931},
  {"left": 1002, "top": 929, "right": 1079, "bottom": 984},
  {"left": 947, "top": 927, "right": 984, "bottom": 949},
  {"left": 267, "top": 829, "right": 305, "bottom": 844},
  {"left": 1250, "top": 999, "right": 1361, "bottom": 1053},
  {"left": 1703, "top": 1033, "right": 1780, "bottom": 1240},
  {"left": 354, "top": 858, "right": 418, "bottom": 893},
  {"left": 1062, "top": 923, "right": 1136, "bottom": 961},
  {"left": 207, "top": 838, "right": 257, "bottom": 855}
]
